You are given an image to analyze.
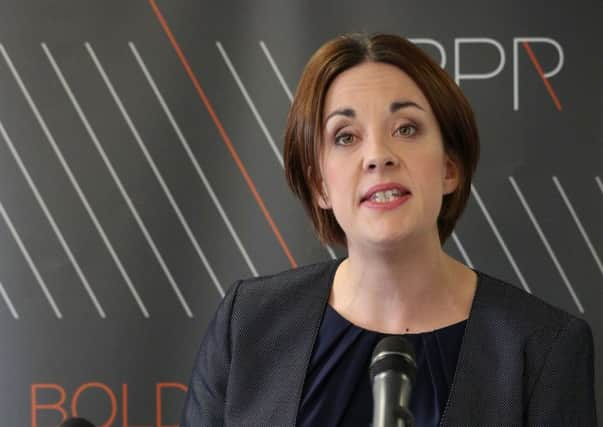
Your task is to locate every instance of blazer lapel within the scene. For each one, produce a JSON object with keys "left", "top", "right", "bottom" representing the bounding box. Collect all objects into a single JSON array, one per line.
[
  {"left": 285, "top": 259, "right": 342, "bottom": 426},
  {"left": 227, "top": 259, "right": 341, "bottom": 426},
  {"left": 439, "top": 273, "right": 524, "bottom": 426}
]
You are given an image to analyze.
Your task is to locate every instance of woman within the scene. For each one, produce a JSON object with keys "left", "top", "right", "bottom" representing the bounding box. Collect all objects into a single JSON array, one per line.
[{"left": 181, "top": 33, "right": 597, "bottom": 426}]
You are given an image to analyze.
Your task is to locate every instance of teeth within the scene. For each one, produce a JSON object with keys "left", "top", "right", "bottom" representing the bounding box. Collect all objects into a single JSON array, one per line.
[{"left": 370, "top": 189, "right": 403, "bottom": 203}]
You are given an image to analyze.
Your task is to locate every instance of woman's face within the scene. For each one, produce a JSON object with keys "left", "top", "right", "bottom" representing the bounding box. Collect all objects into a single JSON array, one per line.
[{"left": 318, "top": 61, "right": 458, "bottom": 250}]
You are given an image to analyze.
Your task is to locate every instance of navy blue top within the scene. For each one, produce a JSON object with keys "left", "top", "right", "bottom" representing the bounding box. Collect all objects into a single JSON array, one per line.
[{"left": 297, "top": 303, "right": 467, "bottom": 427}]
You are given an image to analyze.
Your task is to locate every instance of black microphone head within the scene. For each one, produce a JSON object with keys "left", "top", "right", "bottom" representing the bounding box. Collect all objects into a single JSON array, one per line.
[{"left": 370, "top": 336, "right": 417, "bottom": 384}]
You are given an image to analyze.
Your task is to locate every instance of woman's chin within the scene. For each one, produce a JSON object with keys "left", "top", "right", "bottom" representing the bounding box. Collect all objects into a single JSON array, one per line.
[
  {"left": 360, "top": 230, "right": 414, "bottom": 250},
  {"left": 352, "top": 225, "right": 436, "bottom": 252}
]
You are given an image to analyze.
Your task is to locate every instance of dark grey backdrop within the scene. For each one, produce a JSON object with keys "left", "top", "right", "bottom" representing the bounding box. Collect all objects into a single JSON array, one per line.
[{"left": 0, "top": 1, "right": 601, "bottom": 425}]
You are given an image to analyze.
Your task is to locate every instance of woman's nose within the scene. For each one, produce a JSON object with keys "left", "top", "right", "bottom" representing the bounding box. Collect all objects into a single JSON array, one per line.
[{"left": 363, "top": 138, "right": 400, "bottom": 171}]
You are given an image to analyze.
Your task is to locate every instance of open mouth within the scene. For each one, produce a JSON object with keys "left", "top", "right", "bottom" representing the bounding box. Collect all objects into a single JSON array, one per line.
[
  {"left": 361, "top": 184, "right": 411, "bottom": 204},
  {"left": 366, "top": 188, "right": 410, "bottom": 203}
]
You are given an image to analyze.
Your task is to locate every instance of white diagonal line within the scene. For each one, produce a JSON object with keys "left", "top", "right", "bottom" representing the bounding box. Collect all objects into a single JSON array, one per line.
[
  {"left": 216, "top": 41, "right": 284, "bottom": 167},
  {"left": 553, "top": 176, "right": 603, "bottom": 279},
  {"left": 0, "top": 44, "right": 106, "bottom": 318},
  {"left": 0, "top": 280, "right": 19, "bottom": 319},
  {"left": 0, "top": 197, "right": 61, "bottom": 318},
  {"left": 259, "top": 41, "right": 293, "bottom": 102},
  {"left": 471, "top": 184, "right": 530, "bottom": 293},
  {"left": 258, "top": 41, "right": 340, "bottom": 261},
  {"left": 129, "top": 42, "right": 257, "bottom": 280},
  {"left": 596, "top": 176, "right": 603, "bottom": 195},
  {"left": 42, "top": 43, "right": 150, "bottom": 317},
  {"left": 86, "top": 42, "right": 222, "bottom": 306},
  {"left": 509, "top": 177, "right": 583, "bottom": 312},
  {"left": 451, "top": 231, "right": 473, "bottom": 268}
]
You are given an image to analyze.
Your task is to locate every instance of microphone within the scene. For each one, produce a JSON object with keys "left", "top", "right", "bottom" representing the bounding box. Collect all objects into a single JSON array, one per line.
[{"left": 370, "top": 336, "right": 417, "bottom": 427}]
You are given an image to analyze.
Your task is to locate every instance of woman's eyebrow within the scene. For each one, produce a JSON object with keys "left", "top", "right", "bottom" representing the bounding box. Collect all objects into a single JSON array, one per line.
[
  {"left": 323, "top": 108, "right": 355, "bottom": 126},
  {"left": 324, "top": 101, "right": 424, "bottom": 126},
  {"left": 390, "top": 100, "right": 425, "bottom": 113}
]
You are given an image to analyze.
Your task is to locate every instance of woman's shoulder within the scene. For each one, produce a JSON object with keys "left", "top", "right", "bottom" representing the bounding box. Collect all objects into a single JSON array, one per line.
[
  {"left": 472, "top": 269, "right": 593, "bottom": 341},
  {"left": 225, "top": 258, "right": 341, "bottom": 308}
]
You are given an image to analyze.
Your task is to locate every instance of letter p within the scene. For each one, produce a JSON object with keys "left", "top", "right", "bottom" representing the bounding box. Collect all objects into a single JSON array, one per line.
[{"left": 454, "top": 38, "right": 506, "bottom": 85}]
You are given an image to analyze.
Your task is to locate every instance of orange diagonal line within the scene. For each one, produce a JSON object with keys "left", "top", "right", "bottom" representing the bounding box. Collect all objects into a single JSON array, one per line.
[
  {"left": 522, "top": 42, "right": 562, "bottom": 111},
  {"left": 148, "top": 0, "right": 297, "bottom": 268}
]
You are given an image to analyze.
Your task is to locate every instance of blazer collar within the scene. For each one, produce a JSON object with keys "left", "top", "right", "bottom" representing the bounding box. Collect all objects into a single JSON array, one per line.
[
  {"left": 285, "top": 258, "right": 495, "bottom": 427},
  {"left": 438, "top": 268, "right": 484, "bottom": 426},
  {"left": 439, "top": 271, "right": 522, "bottom": 426},
  {"left": 287, "top": 258, "right": 343, "bottom": 425}
]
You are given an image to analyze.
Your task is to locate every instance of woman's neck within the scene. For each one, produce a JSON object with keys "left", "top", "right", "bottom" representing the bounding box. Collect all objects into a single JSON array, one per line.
[{"left": 329, "top": 232, "right": 476, "bottom": 334}]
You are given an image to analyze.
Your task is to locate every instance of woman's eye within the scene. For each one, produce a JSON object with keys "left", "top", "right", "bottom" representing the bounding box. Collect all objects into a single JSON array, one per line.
[
  {"left": 395, "top": 124, "right": 417, "bottom": 137},
  {"left": 334, "top": 133, "right": 355, "bottom": 145}
]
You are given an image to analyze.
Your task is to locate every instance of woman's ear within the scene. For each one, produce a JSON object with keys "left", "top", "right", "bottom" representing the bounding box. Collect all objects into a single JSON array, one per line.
[
  {"left": 443, "top": 155, "right": 460, "bottom": 195},
  {"left": 317, "top": 188, "right": 331, "bottom": 209},
  {"left": 309, "top": 165, "right": 331, "bottom": 209},
  {"left": 317, "top": 179, "right": 331, "bottom": 209}
]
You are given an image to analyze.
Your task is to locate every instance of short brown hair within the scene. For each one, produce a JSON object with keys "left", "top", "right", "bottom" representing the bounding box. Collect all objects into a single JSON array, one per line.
[{"left": 284, "top": 33, "right": 479, "bottom": 246}]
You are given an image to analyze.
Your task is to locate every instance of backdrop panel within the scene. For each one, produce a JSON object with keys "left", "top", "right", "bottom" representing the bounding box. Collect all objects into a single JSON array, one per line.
[{"left": 0, "top": 1, "right": 601, "bottom": 425}]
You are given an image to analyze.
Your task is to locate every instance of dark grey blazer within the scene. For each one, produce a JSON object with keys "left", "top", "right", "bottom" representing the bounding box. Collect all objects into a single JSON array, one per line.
[{"left": 181, "top": 259, "right": 598, "bottom": 426}]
